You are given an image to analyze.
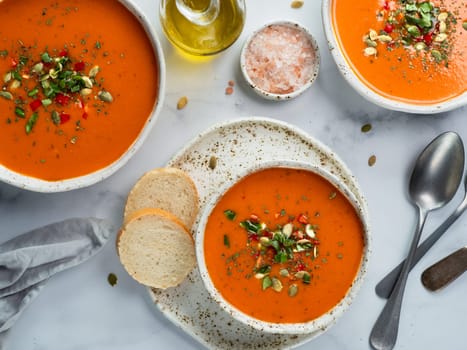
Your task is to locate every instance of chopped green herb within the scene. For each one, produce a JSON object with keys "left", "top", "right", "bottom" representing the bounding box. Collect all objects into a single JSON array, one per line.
[
  {"left": 25, "top": 112, "right": 38, "bottom": 134},
  {"left": 0, "top": 50, "right": 8, "bottom": 57},
  {"left": 224, "top": 209, "right": 236, "bottom": 221},
  {"left": 223, "top": 234, "right": 230, "bottom": 248},
  {"left": 256, "top": 265, "right": 271, "bottom": 274},
  {"left": 41, "top": 52, "right": 52, "bottom": 63},
  {"left": 303, "top": 273, "right": 311, "bottom": 284},
  {"left": 15, "top": 107, "right": 25, "bottom": 118},
  {"left": 95, "top": 41, "right": 102, "bottom": 49}
]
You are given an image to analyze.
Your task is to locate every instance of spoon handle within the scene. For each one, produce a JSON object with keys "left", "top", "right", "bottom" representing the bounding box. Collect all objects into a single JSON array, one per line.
[
  {"left": 375, "top": 196, "right": 467, "bottom": 299},
  {"left": 370, "top": 208, "right": 427, "bottom": 350},
  {"left": 421, "top": 246, "right": 467, "bottom": 291}
]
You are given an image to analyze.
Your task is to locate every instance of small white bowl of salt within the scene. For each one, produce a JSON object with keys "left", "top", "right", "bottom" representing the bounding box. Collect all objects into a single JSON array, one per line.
[{"left": 240, "top": 21, "right": 320, "bottom": 101}]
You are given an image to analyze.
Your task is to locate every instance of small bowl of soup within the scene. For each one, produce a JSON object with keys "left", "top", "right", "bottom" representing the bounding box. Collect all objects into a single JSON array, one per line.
[
  {"left": 322, "top": 0, "right": 467, "bottom": 113},
  {"left": 0, "top": 0, "right": 165, "bottom": 192},
  {"left": 196, "top": 160, "right": 370, "bottom": 334}
]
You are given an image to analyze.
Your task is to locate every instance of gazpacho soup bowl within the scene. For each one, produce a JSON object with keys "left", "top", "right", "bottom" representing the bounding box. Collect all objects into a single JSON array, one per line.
[
  {"left": 322, "top": 0, "right": 467, "bottom": 114},
  {"left": 196, "top": 160, "right": 370, "bottom": 334},
  {"left": 0, "top": 0, "right": 165, "bottom": 192}
]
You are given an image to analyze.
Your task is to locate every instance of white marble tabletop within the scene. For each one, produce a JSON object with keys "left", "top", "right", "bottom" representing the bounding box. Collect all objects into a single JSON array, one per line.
[{"left": 2, "top": 0, "right": 467, "bottom": 349}]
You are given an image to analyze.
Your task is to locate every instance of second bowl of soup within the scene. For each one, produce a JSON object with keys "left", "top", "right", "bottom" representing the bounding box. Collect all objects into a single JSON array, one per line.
[{"left": 196, "top": 160, "right": 370, "bottom": 334}]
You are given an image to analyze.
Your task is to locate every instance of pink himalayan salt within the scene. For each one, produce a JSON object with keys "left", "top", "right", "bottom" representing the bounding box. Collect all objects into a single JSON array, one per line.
[{"left": 244, "top": 24, "right": 317, "bottom": 95}]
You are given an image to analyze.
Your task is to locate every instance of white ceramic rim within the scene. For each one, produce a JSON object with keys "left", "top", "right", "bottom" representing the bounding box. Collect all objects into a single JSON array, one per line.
[
  {"left": 196, "top": 159, "right": 370, "bottom": 334},
  {"left": 0, "top": 0, "right": 166, "bottom": 192},
  {"left": 240, "top": 20, "right": 320, "bottom": 101},
  {"left": 321, "top": 0, "right": 467, "bottom": 114}
]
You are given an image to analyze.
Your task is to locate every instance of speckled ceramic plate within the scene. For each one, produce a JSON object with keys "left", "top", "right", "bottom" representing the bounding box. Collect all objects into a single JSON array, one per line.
[{"left": 148, "top": 117, "right": 369, "bottom": 349}]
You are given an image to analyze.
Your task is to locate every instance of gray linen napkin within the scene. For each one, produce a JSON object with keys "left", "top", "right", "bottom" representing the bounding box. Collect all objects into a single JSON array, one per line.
[{"left": 0, "top": 217, "right": 114, "bottom": 334}]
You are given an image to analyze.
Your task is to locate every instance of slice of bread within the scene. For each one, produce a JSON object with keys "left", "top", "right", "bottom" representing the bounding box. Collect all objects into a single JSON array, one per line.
[
  {"left": 124, "top": 167, "right": 199, "bottom": 229},
  {"left": 117, "top": 208, "right": 196, "bottom": 289}
]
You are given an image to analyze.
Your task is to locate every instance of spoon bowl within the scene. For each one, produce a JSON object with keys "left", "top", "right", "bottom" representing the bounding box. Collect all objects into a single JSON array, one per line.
[{"left": 370, "top": 131, "right": 465, "bottom": 350}]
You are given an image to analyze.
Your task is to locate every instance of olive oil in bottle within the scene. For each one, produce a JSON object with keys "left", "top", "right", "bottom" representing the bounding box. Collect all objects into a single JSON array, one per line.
[{"left": 160, "top": 0, "right": 245, "bottom": 56}]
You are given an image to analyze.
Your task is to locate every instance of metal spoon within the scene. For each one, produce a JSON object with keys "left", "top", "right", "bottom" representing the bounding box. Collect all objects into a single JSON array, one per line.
[
  {"left": 369, "top": 131, "right": 465, "bottom": 350},
  {"left": 421, "top": 246, "right": 467, "bottom": 291},
  {"left": 375, "top": 173, "right": 467, "bottom": 299}
]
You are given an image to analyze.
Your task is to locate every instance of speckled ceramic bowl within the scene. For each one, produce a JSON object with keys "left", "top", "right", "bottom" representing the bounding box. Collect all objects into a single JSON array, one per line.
[
  {"left": 322, "top": 0, "right": 467, "bottom": 114},
  {"left": 196, "top": 159, "right": 370, "bottom": 335},
  {"left": 240, "top": 21, "right": 320, "bottom": 101},
  {"left": 0, "top": 0, "right": 165, "bottom": 192}
]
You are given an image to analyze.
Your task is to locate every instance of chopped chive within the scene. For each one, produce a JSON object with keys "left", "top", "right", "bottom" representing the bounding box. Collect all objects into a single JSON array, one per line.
[
  {"left": 223, "top": 209, "right": 236, "bottom": 221},
  {"left": 223, "top": 234, "right": 230, "bottom": 248},
  {"left": 95, "top": 41, "right": 102, "bottom": 49},
  {"left": 15, "top": 107, "right": 25, "bottom": 118},
  {"left": 41, "top": 99, "right": 52, "bottom": 106},
  {"left": 51, "top": 110, "right": 60, "bottom": 125},
  {"left": 25, "top": 112, "right": 38, "bottom": 134},
  {"left": 41, "top": 52, "right": 52, "bottom": 63},
  {"left": 27, "top": 88, "right": 39, "bottom": 97},
  {"left": 0, "top": 91, "right": 13, "bottom": 100}
]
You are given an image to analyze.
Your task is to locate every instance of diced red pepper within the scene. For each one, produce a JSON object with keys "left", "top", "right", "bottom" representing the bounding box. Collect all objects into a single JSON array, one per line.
[
  {"left": 82, "top": 112, "right": 88, "bottom": 120},
  {"left": 10, "top": 58, "right": 18, "bottom": 68},
  {"left": 383, "top": 1, "right": 389, "bottom": 10},
  {"left": 58, "top": 50, "right": 68, "bottom": 57},
  {"left": 55, "top": 93, "right": 70, "bottom": 106},
  {"left": 59, "top": 112, "right": 71, "bottom": 124},
  {"left": 29, "top": 99, "right": 42, "bottom": 112},
  {"left": 383, "top": 23, "right": 393, "bottom": 33},
  {"left": 74, "top": 61, "right": 86, "bottom": 71},
  {"left": 297, "top": 213, "right": 309, "bottom": 225},
  {"left": 312, "top": 239, "right": 320, "bottom": 246},
  {"left": 263, "top": 231, "right": 273, "bottom": 238},
  {"left": 423, "top": 33, "right": 433, "bottom": 45}
]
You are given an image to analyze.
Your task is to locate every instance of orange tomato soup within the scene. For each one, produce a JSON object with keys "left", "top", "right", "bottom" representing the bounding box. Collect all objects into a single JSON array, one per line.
[
  {"left": 332, "top": 0, "right": 466, "bottom": 104},
  {"left": 204, "top": 168, "right": 365, "bottom": 324},
  {"left": 0, "top": 0, "right": 159, "bottom": 180}
]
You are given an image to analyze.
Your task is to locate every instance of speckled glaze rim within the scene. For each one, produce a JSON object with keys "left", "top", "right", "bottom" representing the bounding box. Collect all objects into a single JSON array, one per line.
[
  {"left": 196, "top": 159, "right": 370, "bottom": 335},
  {"left": 321, "top": 0, "right": 467, "bottom": 114},
  {"left": 240, "top": 20, "right": 320, "bottom": 101},
  {"left": 0, "top": 0, "right": 166, "bottom": 192}
]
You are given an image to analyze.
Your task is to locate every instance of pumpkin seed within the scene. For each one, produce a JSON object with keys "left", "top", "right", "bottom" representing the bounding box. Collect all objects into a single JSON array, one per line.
[
  {"left": 271, "top": 277, "right": 283, "bottom": 292},
  {"left": 431, "top": 50, "right": 443, "bottom": 62},
  {"left": 305, "top": 224, "right": 315, "bottom": 238},
  {"left": 363, "top": 47, "right": 377, "bottom": 56},
  {"left": 80, "top": 88, "right": 93, "bottom": 96},
  {"left": 282, "top": 223, "right": 293, "bottom": 237},
  {"left": 437, "top": 12, "right": 448, "bottom": 21},
  {"left": 208, "top": 156, "right": 217, "bottom": 170},
  {"left": 414, "top": 42, "right": 427, "bottom": 51},
  {"left": 259, "top": 237, "right": 270, "bottom": 245},
  {"left": 439, "top": 21, "right": 447, "bottom": 33},
  {"left": 10, "top": 80, "right": 21, "bottom": 90},
  {"left": 463, "top": 22, "right": 467, "bottom": 31},
  {"left": 280, "top": 269, "right": 289, "bottom": 277},
  {"left": 81, "top": 76, "right": 93, "bottom": 88},
  {"left": 378, "top": 35, "right": 392, "bottom": 43},
  {"left": 295, "top": 271, "right": 310, "bottom": 279},
  {"left": 365, "top": 39, "right": 377, "bottom": 47},
  {"left": 0, "top": 91, "right": 13, "bottom": 100},
  {"left": 288, "top": 284, "right": 298, "bottom": 297},
  {"left": 88, "top": 65, "right": 100, "bottom": 78},
  {"left": 32, "top": 62, "right": 44, "bottom": 73},
  {"left": 3, "top": 72, "right": 11, "bottom": 83},
  {"left": 434, "top": 33, "right": 447, "bottom": 42},
  {"left": 255, "top": 273, "right": 266, "bottom": 279},
  {"left": 406, "top": 25, "right": 421, "bottom": 37},
  {"left": 369, "top": 29, "right": 378, "bottom": 41},
  {"left": 262, "top": 276, "right": 272, "bottom": 290},
  {"left": 291, "top": 0, "right": 303, "bottom": 8},
  {"left": 177, "top": 96, "right": 188, "bottom": 110},
  {"left": 98, "top": 90, "right": 113, "bottom": 103}
]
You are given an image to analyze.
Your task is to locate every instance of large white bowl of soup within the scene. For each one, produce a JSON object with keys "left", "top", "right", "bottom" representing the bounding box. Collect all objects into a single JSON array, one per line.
[
  {"left": 196, "top": 160, "right": 370, "bottom": 334},
  {"left": 0, "top": 0, "right": 165, "bottom": 192},
  {"left": 322, "top": 0, "right": 466, "bottom": 113}
]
